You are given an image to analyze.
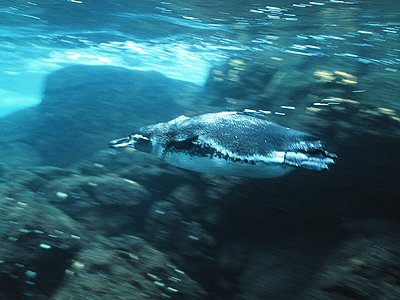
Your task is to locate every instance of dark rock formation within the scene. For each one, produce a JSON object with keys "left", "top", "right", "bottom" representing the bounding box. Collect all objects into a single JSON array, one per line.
[
  {"left": 0, "top": 191, "right": 81, "bottom": 300},
  {"left": 203, "top": 53, "right": 319, "bottom": 111},
  {"left": 51, "top": 235, "right": 206, "bottom": 300},
  {"left": 0, "top": 65, "right": 201, "bottom": 170},
  {"left": 0, "top": 163, "right": 207, "bottom": 299},
  {"left": 302, "top": 225, "right": 400, "bottom": 300},
  {"left": 47, "top": 172, "right": 153, "bottom": 235}
]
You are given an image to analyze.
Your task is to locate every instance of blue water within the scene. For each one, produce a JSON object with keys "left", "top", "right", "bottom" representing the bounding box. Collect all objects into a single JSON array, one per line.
[
  {"left": 1, "top": 1, "right": 400, "bottom": 299},
  {"left": 1, "top": 0, "right": 399, "bottom": 117}
]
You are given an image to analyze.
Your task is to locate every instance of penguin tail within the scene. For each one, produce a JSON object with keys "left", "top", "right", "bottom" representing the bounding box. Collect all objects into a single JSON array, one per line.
[{"left": 284, "top": 149, "right": 337, "bottom": 171}]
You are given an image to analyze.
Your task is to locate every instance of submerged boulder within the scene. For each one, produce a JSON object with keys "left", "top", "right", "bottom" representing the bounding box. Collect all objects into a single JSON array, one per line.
[
  {"left": 302, "top": 232, "right": 400, "bottom": 299},
  {"left": 47, "top": 173, "right": 153, "bottom": 234},
  {"left": 52, "top": 235, "right": 206, "bottom": 300},
  {"left": 0, "top": 195, "right": 81, "bottom": 300},
  {"left": 0, "top": 65, "right": 200, "bottom": 169}
]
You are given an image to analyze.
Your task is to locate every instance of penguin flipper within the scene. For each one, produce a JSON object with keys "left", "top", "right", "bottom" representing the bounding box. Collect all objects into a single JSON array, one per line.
[{"left": 164, "top": 135, "right": 200, "bottom": 152}]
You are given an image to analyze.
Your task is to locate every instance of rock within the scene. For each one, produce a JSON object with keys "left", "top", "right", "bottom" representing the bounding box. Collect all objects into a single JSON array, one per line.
[
  {"left": 0, "top": 66, "right": 201, "bottom": 169},
  {"left": 0, "top": 195, "right": 81, "bottom": 300},
  {"left": 46, "top": 173, "right": 152, "bottom": 234},
  {"left": 30, "top": 166, "right": 76, "bottom": 181},
  {"left": 81, "top": 149, "right": 198, "bottom": 198},
  {"left": 49, "top": 174, "right": 150, "bottom": 207},
  {"left": 302, "top": 234, "right": 400, "bottom": 299},
  {"left": 205, "top": 58, "right": 278, "bottom": 103},
  {"left": 304, "top": 99, "right": 400, "bottom": 140},
  {"left": 179, "top": 221, "right": 216, "bottom": 258},
  {"left": 0, "top": 160, "right": 209, "bottom": 299},
  {"left": 202, "top": 51, "right": 317, "bottom": 111},
  {"left": 1, "top": 169, "right": 47, "bottom": 196},
  {"left": 168, "top": 185, "right": 203, "bottom": 219},
  {"left": 0, "top": 167, "right": 77, "bottom": 201},
  {"left": 51, "top": 235, "right": 206, "bottom": 300},
  {"left": 144, "top": 201, "right": 184, "bottom": 248}
]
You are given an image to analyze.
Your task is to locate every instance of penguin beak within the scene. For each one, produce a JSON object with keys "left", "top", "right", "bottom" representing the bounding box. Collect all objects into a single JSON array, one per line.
[{"left": 108, "top": 136, "right": 134, "bottom": 148}]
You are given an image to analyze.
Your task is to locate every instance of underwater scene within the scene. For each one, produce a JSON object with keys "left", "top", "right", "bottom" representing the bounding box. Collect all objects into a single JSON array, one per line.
[{"left": 0, "top": 0, "right": 399, "bottom": 299}]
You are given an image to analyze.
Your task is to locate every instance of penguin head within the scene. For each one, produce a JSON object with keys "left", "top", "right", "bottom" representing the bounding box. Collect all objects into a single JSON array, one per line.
[{"left": 109, "top": 133, "right": 152, "bottom": 153}]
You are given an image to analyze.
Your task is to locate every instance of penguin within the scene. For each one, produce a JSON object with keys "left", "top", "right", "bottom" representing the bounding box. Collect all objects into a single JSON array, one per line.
[{"left": 109, "top": 111, "right": 337, "bottom": 178}]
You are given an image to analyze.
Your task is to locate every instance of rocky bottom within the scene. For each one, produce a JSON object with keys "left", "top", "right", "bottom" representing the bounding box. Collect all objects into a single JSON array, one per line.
[{"left": 1, "top": 144, "right": 399, "bottom": 300}]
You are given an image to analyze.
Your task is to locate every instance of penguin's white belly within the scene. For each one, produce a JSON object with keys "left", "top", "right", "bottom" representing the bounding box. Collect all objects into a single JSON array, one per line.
[{"left": 163, "top": 152, "right": 294, "bottom": 178}]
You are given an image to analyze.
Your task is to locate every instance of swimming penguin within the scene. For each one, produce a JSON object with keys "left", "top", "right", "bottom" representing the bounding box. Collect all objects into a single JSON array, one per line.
[{"left": 109, "top": 111, "right": 337, "bottom": 178}]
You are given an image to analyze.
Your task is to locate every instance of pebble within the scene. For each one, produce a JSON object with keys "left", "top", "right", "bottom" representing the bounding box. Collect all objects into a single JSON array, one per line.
[
  {"left": 154, "top": 281, "right": 165, "bottom": 288},
  {"left": 25, "top": 270, "right": 37, "bottom": 279},
  {"left": 167, "top": 287, "right": 178, "bottom": 293},
  {"left": 39, "top": 243, "right": 52, "bottom": 249},
  {"left": 56, "top": 192, "right": 68, "bottom": 199}
]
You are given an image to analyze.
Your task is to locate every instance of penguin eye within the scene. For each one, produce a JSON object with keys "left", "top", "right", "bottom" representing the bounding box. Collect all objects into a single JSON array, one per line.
[
  {"left": 132, "top": 134, "right": 152, "bottom": 153},
  {"left": 132, "top": 134, "right": 149, "bottom": 141}
]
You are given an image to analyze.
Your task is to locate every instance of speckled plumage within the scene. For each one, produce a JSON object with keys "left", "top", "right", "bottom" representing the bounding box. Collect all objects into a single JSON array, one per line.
[{"left": 109, "top": 111, "right": 337, "bottom": 178}]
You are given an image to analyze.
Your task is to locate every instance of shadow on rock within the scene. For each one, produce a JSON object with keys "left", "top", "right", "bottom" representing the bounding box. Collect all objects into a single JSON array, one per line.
[
  {"left": 0, "top": 65, "right": 201, "bottom": 170},
  {"left": 0, "top": 195, "right": 81, "bottom": 300}
]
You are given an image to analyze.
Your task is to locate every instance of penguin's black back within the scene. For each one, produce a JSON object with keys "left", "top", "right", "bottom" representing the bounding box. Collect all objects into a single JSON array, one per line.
[{"left": 139, "top": 112, "right": 320, "bottom": 157}]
